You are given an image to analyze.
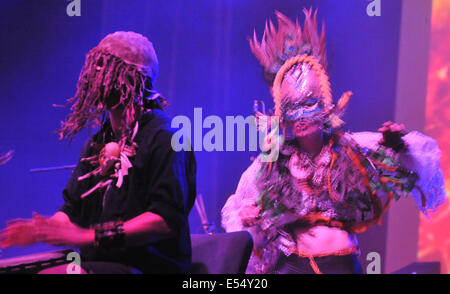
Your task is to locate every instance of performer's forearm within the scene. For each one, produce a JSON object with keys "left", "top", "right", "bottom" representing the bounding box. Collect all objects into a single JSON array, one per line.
[
  {"left": 46, "top": 211, "right": 173, "bottom": 248},
  {"left": 122, "top": 212, "right": 175, "bottom": 247}
]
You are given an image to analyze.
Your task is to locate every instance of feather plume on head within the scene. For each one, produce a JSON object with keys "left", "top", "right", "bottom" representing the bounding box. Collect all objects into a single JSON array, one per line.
[{"left": 249, "top": 8, "right": 352, "bottom": 129}]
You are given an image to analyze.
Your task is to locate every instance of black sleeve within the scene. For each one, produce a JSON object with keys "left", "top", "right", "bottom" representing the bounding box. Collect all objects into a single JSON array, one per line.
[
  {"left": 145, "top": 129, "right": 196, "bottom": 232},
  {"left": 58, "top": 139, "right": 93, "bottom": 225}
]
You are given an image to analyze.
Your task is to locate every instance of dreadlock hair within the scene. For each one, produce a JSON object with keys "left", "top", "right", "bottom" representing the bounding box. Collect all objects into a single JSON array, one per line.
[
  {"left": 249, "top": 8, "right": 327, "bottom": 87},
  {"left": 57, "top": 47, "right": 163, "bottom": 141}
]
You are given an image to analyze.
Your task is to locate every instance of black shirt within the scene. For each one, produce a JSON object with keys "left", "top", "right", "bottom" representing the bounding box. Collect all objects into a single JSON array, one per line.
[{"left": 59, "top": 109, "right": 197, "bottom": 273}]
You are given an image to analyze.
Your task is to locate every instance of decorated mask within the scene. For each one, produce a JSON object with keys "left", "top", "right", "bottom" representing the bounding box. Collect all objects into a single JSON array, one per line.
[{"left": 249, "top": 9, "right": 353, "bottom": 138}]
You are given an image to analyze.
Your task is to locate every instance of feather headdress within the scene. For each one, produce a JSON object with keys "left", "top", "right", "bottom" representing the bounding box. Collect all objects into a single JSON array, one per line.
[
  {"left": 250, "top": 8, "right": 352, "bottom": 128},
  {"left": 250, "top": 8, "right": 327, "bottom": 85}
]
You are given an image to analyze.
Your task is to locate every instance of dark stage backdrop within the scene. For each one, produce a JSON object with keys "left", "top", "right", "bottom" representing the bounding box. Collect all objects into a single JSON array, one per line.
[{"left": 0, "top": 0, "right": 416, "bottom": 273}]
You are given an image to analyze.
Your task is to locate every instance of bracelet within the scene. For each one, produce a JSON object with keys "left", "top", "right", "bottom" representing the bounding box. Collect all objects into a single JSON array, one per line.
[
  {"left": 94, "top": 221, "right": 125, "bottom": 249},
  {"left": 379, "top": 138, "right": 408, "bottom": 153}
]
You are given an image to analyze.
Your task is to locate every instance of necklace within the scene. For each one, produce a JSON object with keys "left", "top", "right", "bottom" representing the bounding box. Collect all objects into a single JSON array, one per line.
[{"left": 288, "top": 144, "right": 332, "bottom": 190}]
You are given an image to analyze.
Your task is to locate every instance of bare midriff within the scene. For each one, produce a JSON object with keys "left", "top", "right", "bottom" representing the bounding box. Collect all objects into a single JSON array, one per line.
[{"left": 292, "top": 225, "right": 358, "bottom": 256}]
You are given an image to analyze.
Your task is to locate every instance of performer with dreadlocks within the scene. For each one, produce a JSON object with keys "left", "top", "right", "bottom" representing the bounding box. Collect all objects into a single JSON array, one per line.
[
  {"left": 221, "top": 9, "right": 446, "bottom": 274},
  {"left": 0, "top": 31, "right": 197, "bottom": 274}
]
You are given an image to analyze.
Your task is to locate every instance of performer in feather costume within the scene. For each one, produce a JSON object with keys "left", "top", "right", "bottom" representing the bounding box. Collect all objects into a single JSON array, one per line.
[{"left": 221, "top": 9, "right": 446, "bottom": 274}]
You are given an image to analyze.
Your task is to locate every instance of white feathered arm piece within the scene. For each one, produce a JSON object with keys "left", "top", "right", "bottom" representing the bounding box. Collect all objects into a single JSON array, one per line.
[
  {"left": 350, "top": 131, "right": 447, "bottom": 215},
  {"left": 221, "top": 156, "right": 262, "bottom": 232}
]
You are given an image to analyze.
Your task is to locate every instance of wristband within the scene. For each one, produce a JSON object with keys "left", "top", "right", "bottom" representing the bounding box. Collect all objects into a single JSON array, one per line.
[{"left": 94, "top": 221, "right": 125, "bottom": 249}]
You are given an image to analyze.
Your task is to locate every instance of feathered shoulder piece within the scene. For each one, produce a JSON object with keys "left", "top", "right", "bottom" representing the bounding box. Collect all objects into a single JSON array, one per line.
[{"left": 249, "top": 8, "right": 327, "bottom": 86}]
